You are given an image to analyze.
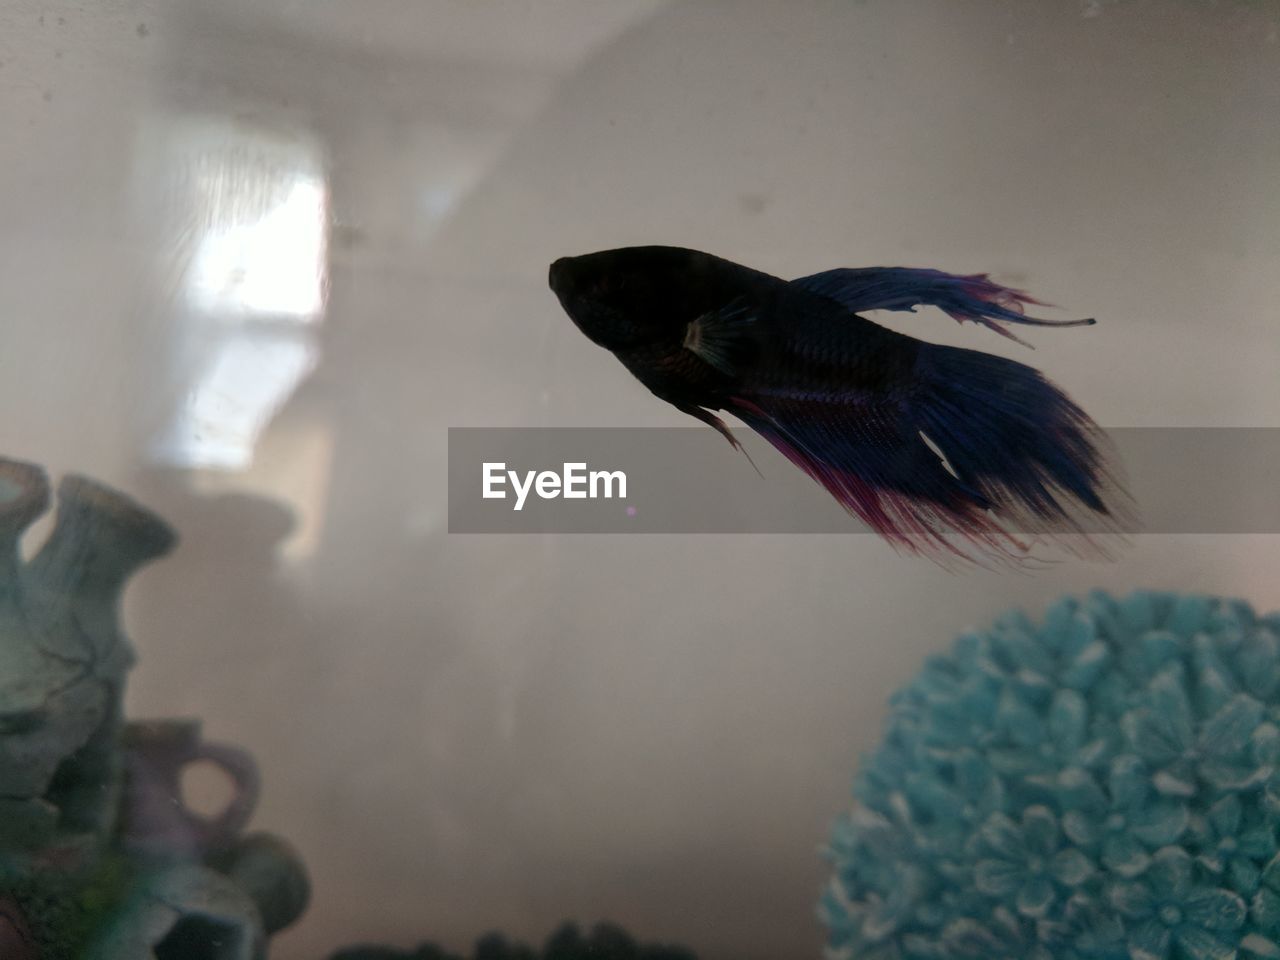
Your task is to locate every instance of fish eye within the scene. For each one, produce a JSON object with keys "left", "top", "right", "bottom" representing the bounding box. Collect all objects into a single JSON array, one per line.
[{"left": 596, "top": 274, "right": 630, "bottom": 296}]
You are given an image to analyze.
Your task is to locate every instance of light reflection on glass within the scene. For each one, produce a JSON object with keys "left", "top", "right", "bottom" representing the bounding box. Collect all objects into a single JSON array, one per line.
[
  {"left": 147, "top": 116, "right": 329, "bottom": 476},
  {"left": 151, "top": 333, "right": 318, "bottom": 472},
  {"left": 187, "top": 176, "right": 327, "bottom": 320}
]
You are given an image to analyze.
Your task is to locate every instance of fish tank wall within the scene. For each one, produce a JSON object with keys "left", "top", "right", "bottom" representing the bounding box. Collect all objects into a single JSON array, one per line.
[{"left": 1, "top": 2, "right": 1278, "bottom": 959}]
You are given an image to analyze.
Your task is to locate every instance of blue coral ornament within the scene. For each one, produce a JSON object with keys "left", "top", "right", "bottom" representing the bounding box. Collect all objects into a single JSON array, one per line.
[{"left": 822, "top": 590, "right": 1280, "bottom": 960}]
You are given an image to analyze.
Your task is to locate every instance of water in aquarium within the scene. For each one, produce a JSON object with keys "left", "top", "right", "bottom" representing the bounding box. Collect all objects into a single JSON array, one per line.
[{"left": 1, "top": 2, "right": 1279, "bottom": 959}]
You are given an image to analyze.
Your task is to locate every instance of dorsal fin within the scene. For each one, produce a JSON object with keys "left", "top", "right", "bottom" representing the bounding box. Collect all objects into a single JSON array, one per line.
[{"left": 791, "top": 267, "right": 1095, "bottom": 349}]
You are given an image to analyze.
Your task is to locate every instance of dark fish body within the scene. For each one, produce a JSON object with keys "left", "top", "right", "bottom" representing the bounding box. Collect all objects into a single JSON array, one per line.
[{"left": 549, "top": 245, "right": 1129, "bottom": 564}]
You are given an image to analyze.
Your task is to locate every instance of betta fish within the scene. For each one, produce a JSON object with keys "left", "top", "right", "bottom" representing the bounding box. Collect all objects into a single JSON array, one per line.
[{"left": 548, "top": 246, "right": 1131, "bottom": 565}]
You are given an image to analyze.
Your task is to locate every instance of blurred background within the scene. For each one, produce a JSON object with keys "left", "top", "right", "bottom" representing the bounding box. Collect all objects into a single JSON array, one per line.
[{"left": 1, "top": 1, "right": 1278, "bottom": 957}]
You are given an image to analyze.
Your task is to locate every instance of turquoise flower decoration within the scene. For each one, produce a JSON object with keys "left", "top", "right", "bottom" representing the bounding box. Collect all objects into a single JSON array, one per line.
[{"left": 823, "top": 591, "right": 1280, "bottom": 960}]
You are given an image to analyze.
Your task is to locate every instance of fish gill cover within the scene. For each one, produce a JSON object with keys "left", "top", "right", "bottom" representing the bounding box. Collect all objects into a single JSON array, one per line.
[{"left": 822, "top": 590, "right": 1280, "bottom": 960}]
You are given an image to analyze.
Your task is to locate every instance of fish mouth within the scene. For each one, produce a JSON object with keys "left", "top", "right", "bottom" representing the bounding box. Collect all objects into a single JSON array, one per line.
[{"left": 548, "top": 256, "right": 576, "bottom": 294}]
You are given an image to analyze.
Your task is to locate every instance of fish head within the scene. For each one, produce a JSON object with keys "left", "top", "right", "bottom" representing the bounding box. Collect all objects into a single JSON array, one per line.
[{"left": 549, "top": 246, "right": 716, "bottom": 351}]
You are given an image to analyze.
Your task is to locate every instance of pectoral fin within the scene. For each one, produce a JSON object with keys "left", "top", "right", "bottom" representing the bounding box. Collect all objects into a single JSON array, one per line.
[{"left": 682, "top": 298, "right": 759, "bottom": 374}]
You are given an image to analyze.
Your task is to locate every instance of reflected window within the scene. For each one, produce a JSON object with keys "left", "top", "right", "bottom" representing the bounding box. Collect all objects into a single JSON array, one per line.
[
  {"left": 147, "top": 117, "right": 329, "bottom": 473},
  {"left": 155, "top": 332, "right": 317, "bottom": 471},
  {"left": 188, "top": 175, "right": 327, "bottom": 320}
]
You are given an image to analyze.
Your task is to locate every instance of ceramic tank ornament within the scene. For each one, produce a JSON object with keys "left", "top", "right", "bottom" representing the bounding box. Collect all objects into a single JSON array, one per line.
[
  {"left": 823, "top": 590, "right": 1280, "bottom": 960},
  {"left": 0, "top": 458, "right": 310, "bottom": 960}
]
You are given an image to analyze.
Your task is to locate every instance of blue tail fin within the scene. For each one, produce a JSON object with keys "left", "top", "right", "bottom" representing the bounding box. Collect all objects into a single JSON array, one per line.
[
  {"left": 912, "top": 343, "right": 1131, "bottom": 547},
  {"left": 726, "top": 342, "right": 1132, "bottom": 566}
]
